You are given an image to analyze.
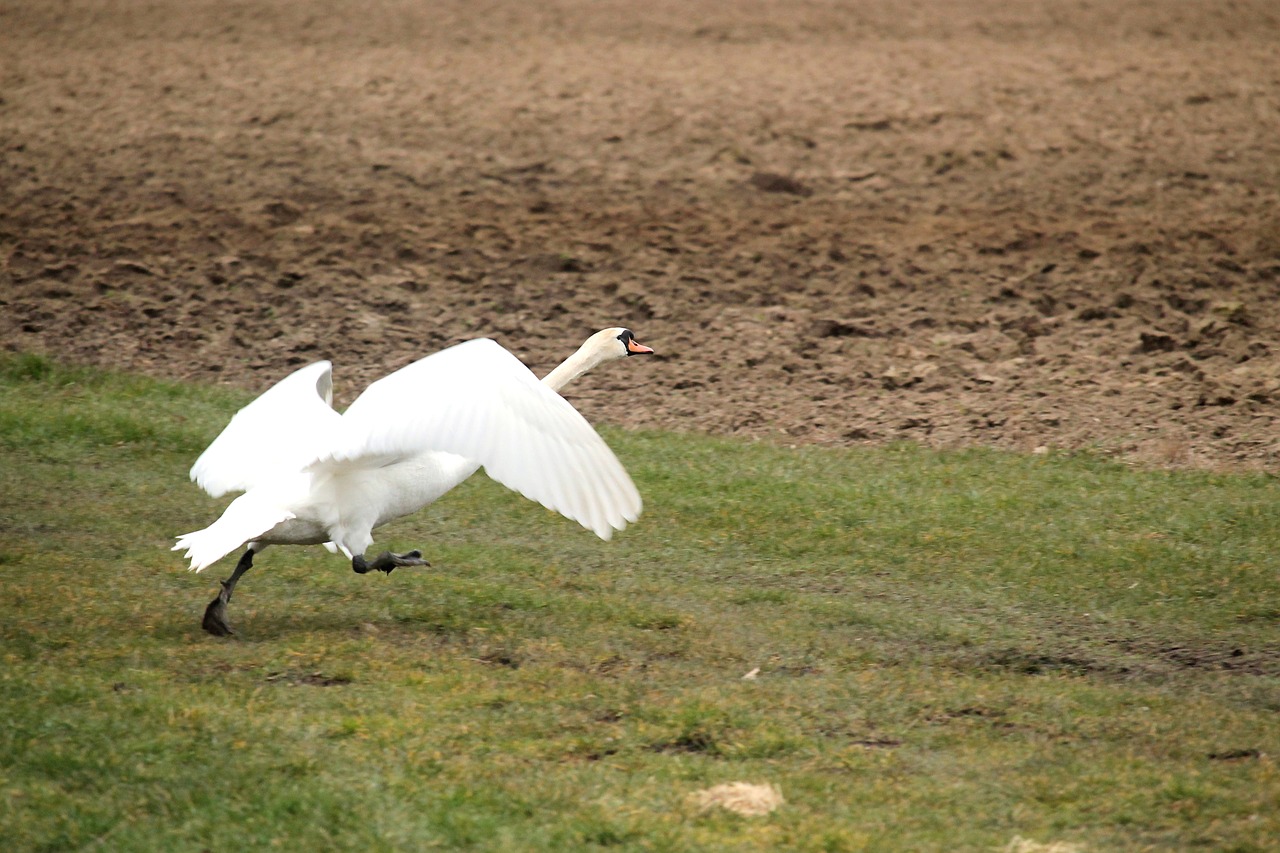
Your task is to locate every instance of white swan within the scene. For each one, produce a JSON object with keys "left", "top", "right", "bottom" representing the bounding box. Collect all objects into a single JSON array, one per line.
[{"left": 174, "top": 327, "right": 654, "bottom": 635}]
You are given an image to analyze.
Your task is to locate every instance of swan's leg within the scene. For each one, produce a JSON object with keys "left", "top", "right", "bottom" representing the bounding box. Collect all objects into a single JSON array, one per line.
[
  {"left": 352, "top": 550, "right": 431, "bottom": 575},
  {"left": 202, "top": 548, "right": 255, "bottom": 636}
]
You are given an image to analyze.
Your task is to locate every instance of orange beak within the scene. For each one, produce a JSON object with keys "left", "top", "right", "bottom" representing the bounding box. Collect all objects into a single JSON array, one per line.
[{"left": 627, "top": 338, "right": 655, "bottom": 355}]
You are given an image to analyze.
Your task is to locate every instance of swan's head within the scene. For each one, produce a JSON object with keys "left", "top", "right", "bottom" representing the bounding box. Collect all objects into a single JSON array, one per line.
[
  {"left": 543, "top": 327, "right": 654, "bottom": 391},
  {"left": 577, "top": 327, "right": 655, "bottom": 363},
  {"left": 606, "top": 327, "right": 655, "bottom": 359}
]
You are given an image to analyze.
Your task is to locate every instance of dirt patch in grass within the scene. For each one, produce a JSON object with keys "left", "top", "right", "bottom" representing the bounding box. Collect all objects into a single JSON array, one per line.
[
  {"left": 650, "top": 729, "right": 721, "bottom": 756},
  {"left": 1113, "top": 640, "right": 1280, "bottom": 678},
  {"left": 3, "top": 0, "right": 1280, "bottom": 470},
  {"left": 971, "top": 639, "right": 1280, "bottom": 682},
  {"left": 264, "top": 670, "right": 354, "bottom": 687}
]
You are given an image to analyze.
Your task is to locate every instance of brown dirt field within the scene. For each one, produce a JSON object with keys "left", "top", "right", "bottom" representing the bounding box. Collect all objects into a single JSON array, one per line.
[{"left": 4, "top": 0, "right": 1280, "bottom": 469}]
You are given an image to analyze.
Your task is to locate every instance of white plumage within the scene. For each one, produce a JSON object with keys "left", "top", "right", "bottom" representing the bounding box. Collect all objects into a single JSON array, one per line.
[
  {"left": 174, "top": 327, "right": 653, "bottom": 634},
  {"left": 188, "top": 360, "right": 339, "bottom": 500}
]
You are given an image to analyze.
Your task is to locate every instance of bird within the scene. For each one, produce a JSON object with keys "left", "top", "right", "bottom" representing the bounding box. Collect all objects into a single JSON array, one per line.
[{"left": 174, "top": 326, "right": 655, "bottom": 636}]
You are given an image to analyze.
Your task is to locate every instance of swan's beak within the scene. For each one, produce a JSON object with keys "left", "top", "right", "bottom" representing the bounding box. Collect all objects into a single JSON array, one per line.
[{"left": 626, "top": 338, "right": 655, "bottom": 355}]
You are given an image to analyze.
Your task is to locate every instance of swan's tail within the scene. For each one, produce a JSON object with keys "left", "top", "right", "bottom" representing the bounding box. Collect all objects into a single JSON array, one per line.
[{"left": 173, "top": 492, "right": 295, "bottom": 572}]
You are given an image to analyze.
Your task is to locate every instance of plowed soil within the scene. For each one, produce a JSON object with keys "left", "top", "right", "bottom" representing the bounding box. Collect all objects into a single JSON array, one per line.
[{"left": 4, "top": 0, "right": 1279, "bottom": 469}]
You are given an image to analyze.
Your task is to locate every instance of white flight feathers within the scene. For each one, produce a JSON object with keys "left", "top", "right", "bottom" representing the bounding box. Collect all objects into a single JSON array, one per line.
[
  {"left": 175, "top": 330, "right": 647, "bottom": 572},
  {"left": 189, "top": 360, "right": 339, "bottom": 499},
  {"left": 311, "top": 339, "right": 641, "bottom": 538}
]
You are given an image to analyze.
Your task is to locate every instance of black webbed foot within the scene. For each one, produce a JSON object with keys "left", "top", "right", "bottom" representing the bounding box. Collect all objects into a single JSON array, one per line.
[
  {"left": 201, "top": 548, "right": 254, "bottom": 637},
  {"left": 202, "top": 580, "right": 235, "bottom": 636},
  {"left": 352, "top": 550, "right": 431, "bottom": 575}
]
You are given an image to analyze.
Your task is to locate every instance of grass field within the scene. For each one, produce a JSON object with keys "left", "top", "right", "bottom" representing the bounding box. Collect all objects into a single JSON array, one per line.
[{"left": 1, "top": 353, "right": 1277, "bottom": 851}]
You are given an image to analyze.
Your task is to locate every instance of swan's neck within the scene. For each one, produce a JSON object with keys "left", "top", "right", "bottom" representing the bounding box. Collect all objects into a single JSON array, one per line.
[{"left": 541, "top": 343, "right": 609, "bottom": 392}]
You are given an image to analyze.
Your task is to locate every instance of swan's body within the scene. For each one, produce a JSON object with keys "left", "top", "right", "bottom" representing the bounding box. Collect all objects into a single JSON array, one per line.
[{"left": 175, "top": 327, "right": 654, "bottom": 634}]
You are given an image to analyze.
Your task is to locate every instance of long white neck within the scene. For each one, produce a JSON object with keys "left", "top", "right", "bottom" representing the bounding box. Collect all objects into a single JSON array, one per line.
[{"left": 541, "top": 340, "right": 612, "bottom": 392}]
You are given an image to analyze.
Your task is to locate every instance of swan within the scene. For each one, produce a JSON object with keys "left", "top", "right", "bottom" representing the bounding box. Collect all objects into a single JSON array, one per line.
[{"left": 174, "top": 327, "right": 655, "bottom": 635}]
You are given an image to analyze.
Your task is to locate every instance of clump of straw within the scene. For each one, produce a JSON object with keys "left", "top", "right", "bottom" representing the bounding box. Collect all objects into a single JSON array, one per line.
[{"left": 688, "top": 782, "right": 784, "bottom": 817}]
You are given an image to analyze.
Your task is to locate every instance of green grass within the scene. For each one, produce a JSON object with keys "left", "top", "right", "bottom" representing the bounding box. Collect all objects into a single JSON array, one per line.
[{"left": 1, "top": 351, "right": 1277, "bottom": 851}]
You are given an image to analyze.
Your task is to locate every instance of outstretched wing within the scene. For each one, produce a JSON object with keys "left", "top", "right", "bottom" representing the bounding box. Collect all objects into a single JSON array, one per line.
[
  {"left": 310, "top": 339, "right": 641, "bottom": 540},
  {"left": 191, "top": 361, "right": 341, "bottom": 498}
]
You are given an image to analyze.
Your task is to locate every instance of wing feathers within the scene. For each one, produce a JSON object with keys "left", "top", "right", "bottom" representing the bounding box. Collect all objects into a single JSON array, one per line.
[
  {"left": 191, "top": 361, "right": 340, "bottom": 498},
  {"left": 311, "top": 339, "right": 641, "bottom": 539}
]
